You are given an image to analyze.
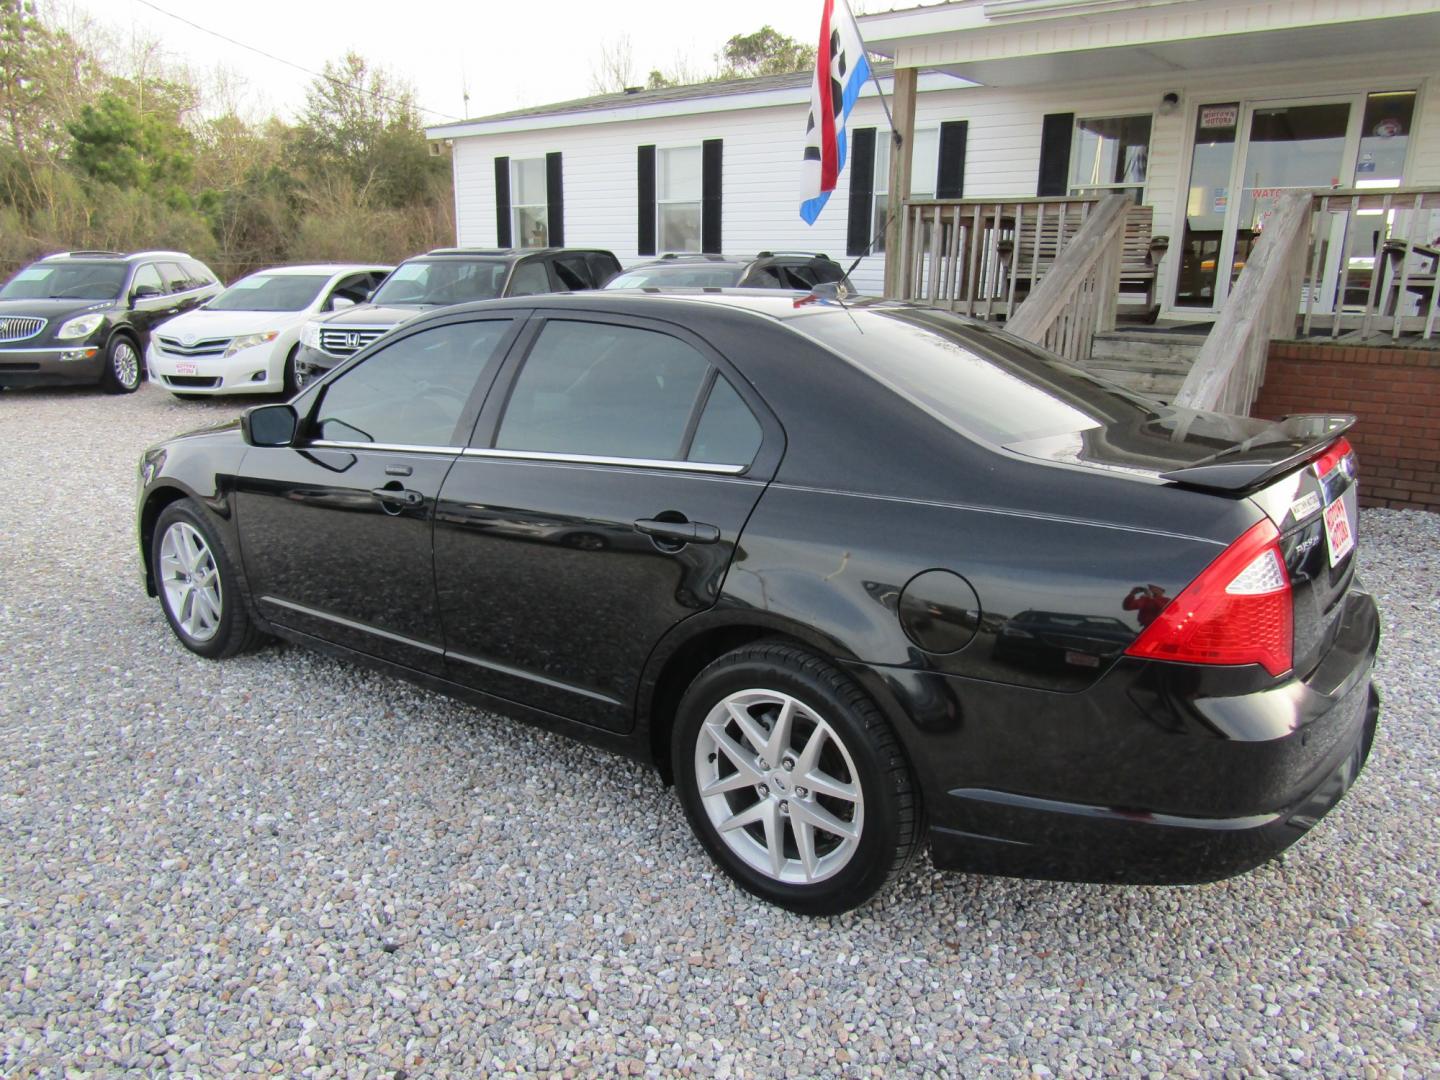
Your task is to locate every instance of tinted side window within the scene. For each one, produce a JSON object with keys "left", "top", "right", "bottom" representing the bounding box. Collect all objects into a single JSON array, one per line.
[
  {"left": 131, "top": 264, "right": 163, "bottom": 295},
  {"left": 810, "top": 260, "right": 846, "bottom": 284},
  {"left": 506, "top": 260, "right": 552, "bottom": 296},
  {"left": 497, "top": 321, "right": 710, "bottom": 460},
  {"left": 689, "top": 375, "right": 762, "bottom": 467},
  {"left": 315, "top": 321, "right": 511, "bottom": 447},
  {"left": 586, "top": 254, "right": 619, "bottom": 286},
  {"left": 779, "top": 264, "right": 819, "bottom": 289},
  {"left": 182, "top": 259, "right": 218, "bottom": 286},
  {"left": 745, "top": 266, "right": 785, "bottom": 287},
  {"left": 158, "top": 262, "right": 190, "bottom": 293},
  {"left": 552, "top": 256, "right": 591, "bottom": 290}
]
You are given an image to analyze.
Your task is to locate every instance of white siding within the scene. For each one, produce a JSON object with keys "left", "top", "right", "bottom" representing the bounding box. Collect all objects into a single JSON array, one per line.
[{"left": 447, "top": 53, "right": 1438, "bottom": 306}]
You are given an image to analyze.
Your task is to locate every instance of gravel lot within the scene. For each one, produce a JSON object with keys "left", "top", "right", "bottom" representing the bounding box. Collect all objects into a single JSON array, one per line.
[{"left": 0, "top": 382, "right": 1436, "bottom": 1078}]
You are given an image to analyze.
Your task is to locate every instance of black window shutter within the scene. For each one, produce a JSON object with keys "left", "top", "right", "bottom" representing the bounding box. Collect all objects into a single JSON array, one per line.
[
  {"left": 545, "top": 152, "right": 564, "bottom": 247},
  {"left": 1037, "top": 113, "right": 1074, "bottom": 197},
  {"left": 494, "top": 156, "right": 512, "bottom": 247},
  {"left": 846, "top": 127, "right": 877, "bottom": 257},
  {"left": 937, "top": 121, "right": 968, "bottom": 199},
  {"left": 701, "top": 139, "right": 723, "bottom": 254},
  {"left": 637, "top": 145, "right": 657, "bottom": 256}
]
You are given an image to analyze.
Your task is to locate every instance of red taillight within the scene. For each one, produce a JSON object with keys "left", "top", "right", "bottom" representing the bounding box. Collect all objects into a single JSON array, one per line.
[
  {"left": 1312, "top": 436, "right": 1354, "bottom": 479},
  {"left": 1125, "top": 519, "right": 1293, "bottom": 677}
]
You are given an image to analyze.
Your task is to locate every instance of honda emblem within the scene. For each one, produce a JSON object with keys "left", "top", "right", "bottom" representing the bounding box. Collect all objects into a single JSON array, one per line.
[{"left": 346, "top": 332, "right": 362, "bottom": 349}]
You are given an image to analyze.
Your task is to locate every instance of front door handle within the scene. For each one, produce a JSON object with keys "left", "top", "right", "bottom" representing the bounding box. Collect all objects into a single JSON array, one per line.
[
  {"left": 370, "top": 486, "right": 424, "bottom": 507},
  {"left": 634, "top": 517, "right": 721, "bottom": 545}
]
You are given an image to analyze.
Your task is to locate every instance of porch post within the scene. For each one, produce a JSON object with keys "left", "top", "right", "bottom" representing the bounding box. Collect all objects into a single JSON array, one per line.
[{"left": 881, "top": 66, "right": 917, "bottom": 299}]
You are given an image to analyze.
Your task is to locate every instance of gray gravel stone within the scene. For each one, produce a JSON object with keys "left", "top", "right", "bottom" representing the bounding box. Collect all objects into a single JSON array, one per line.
[{"left": 1, "top": 383, "right": 1437, "bottom": 1076}]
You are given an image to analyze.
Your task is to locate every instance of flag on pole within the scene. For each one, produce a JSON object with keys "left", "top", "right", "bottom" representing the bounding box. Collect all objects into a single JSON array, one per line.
[{"left": 799, "top": 0, "right": 872, "bottom": 225}]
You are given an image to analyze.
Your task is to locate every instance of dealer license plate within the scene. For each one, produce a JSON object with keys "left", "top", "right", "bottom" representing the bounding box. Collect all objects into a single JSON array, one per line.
[
  {"left": 174, "top": 361, "right": 198, "bottom": 375},
  {"left": 1323, "top": 496, "right": 1354, "bottom": 567}
]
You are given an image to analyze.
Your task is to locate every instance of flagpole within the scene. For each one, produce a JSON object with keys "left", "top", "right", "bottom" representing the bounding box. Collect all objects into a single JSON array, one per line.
[{"left": 867, "top": 55, "right": 901, "bottom": 150}]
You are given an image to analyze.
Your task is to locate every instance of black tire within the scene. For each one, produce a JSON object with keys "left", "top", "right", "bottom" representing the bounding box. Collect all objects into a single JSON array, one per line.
[
  {"left": 152, "top": 499, "right": 266, "bottom": 659},
  {"left": 100, "top": 334, "right": 143, "bottom": 394},
  {"left": 282, "top": 344, "right": 300, "bottom": 396},
  {"left": 672, "top": 641, "right": 921, "bottom": 915}
]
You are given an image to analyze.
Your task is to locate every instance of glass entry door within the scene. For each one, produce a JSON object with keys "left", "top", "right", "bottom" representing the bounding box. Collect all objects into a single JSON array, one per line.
[{"left": 1177, "top": 98, "right": 1357, "bottom": 310}]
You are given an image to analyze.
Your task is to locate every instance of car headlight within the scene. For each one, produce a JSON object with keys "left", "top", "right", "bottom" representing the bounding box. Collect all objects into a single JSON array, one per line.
[
  {"left": 299, "top": 322, "right": 322, "bottom": 350},
  {"left": 225, "top": 331, "right": 279, "bottom": 357},
  {"left": 56, "top": 313, "right": 105, "bottom": 340}
]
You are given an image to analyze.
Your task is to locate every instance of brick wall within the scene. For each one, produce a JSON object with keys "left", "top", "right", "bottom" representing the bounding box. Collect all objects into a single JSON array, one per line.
[{"left": 1253, "top": 341, "right": 1440, "bottom": 512}]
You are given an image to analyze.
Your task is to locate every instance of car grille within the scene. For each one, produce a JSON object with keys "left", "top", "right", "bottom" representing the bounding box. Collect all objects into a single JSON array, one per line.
[
  {"left": 155, "top": 334, "right": 231, "bottom": 358},
  {"left": 0, "top": 316, "right": 46, "bottom": 343},
  {"left": 162, "top": 374, "right": 222, "bottom": 388},
  {"left": 319, "top": 326, "right": 388, "bottom": 356}
]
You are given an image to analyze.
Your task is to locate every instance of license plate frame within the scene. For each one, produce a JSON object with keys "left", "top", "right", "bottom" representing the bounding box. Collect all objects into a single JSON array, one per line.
[
  {"left": 174, "top": 361, "right": 198, "bottom": 376},
  {"left": 1323, "top": 495, "right": 1354, "bottom": 567}
]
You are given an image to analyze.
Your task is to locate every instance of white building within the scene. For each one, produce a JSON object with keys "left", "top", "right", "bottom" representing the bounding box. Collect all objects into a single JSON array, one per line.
[{"left": 427, "top": 0, "right": 1440, "bottom": 321}]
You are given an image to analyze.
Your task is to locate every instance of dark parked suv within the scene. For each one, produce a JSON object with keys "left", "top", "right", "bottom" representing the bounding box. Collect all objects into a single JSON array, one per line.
[
  {"left": 604, "top": 252, "right": 853, "bottom": 291},
  {"left": 0, "top": 250, "right": 222, "bottom": 393},
  {"left": 294, "top": 247, "right": 620, "bottom": 385}
]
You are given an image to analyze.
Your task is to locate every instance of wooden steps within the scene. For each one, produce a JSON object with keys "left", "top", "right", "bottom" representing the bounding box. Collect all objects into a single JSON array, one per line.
[{"left": 1081, "top": 329, "right": 1207, "bottom": 402}]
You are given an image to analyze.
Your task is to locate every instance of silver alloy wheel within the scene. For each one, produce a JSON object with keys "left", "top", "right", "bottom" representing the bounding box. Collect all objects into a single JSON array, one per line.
[
  {"left": 695, "top": 688, "right": 865, "bottom": 885},
  {"left": 112, "top": 340, "right": 140, "bottom": 389},
  {"left": 158, "top": 521, "right": 223, "bottom": 642}
]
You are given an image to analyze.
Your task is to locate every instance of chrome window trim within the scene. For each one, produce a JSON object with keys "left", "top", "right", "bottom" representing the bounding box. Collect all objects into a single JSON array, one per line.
[
  {"left": 309, "top": 439, "right": 464, "bottom": 455},
  {"left": 459, "top": 447, "right": 747, "bottom": 475}
]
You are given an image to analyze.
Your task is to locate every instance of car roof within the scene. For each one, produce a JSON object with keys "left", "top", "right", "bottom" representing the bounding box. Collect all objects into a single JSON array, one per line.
[
  {"left": 41, "top": 250, "right": 195, "bottom": 263},
  {"left": 407, "top": 288, "right": 905, "bottom": 327},
  {"left": 420, "top": 247, "right": 616, "bottom": 258},
  {"left": 241, "top": 264, "right": 393, "bottom": 276}
]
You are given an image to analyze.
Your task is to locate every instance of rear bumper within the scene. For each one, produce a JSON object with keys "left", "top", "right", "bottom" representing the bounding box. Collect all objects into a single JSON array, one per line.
[
  {"left": 845, "top": 586, "right": 1381, "bottom": 885},
  {"left": 928, "top": 682, "right": 1377, "bottom": 884},
  {"left": 0, "top": 345, "right": 104, "bottom": 385}
]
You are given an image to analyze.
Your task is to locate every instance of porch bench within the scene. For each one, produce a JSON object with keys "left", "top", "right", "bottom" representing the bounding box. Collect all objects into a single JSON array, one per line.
[{"left": 999, "top": 204, "right": 1168, "bottom": 323}]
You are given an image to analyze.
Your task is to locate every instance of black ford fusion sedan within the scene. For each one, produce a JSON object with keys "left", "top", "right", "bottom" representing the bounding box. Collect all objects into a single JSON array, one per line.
[{"left": 136, "top": 292, "right": 1380, "bottom": 915}]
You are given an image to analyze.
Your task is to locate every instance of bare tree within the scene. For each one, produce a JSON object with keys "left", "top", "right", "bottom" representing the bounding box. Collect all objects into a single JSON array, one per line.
[{"left": 589, "top": 35, "right": 637, "bottom": 95}]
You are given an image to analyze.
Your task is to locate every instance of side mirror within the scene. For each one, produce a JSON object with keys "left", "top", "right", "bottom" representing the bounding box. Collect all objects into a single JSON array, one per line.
[
  {"left": 131, "top": 283, "right": 161, "bottom": 305},
  {"left": 241, "top": 403, "right": 299, "bottom": 448},
  {"left": 330, "top": 296, "right": 356, "bottom": 312}
]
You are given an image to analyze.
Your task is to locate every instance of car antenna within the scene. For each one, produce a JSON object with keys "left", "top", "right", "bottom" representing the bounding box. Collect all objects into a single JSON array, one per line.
[{"left": 793, "top": 281, "right": 864, "bottom": 333}]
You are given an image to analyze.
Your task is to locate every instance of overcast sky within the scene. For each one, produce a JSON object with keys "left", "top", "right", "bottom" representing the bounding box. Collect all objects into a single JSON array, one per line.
[{"left": 69, "top": 0, "right": 836, "bottom": 125}]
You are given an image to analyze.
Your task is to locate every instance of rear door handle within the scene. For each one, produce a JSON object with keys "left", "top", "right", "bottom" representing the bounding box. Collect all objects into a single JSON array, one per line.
[
  {"left": 633, "top": 517, "right": 721, "bottom": 545},
  {"left": 370, "top": 486, "right": 424, "bottom": 507}
]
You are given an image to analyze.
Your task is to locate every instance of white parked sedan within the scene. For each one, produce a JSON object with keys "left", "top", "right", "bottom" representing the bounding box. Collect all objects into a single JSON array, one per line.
[{"left": 146, "top": 264, "right": 392, "bottom": 397}]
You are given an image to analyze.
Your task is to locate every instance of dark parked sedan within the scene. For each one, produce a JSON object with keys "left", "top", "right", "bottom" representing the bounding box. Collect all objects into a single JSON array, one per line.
[{"left": 136, "top": 292, "right": 1379, "bottom": 914}]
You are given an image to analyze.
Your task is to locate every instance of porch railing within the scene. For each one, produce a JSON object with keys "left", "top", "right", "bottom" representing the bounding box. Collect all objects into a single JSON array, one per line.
[
  {"left": 1176, "top": 194, "right": 1313, "bottom": 414},
  {"left": 895, "top": 195, "right": 1102, "bottom": 320},
  {"left": 1298, "top": 187, "right": 1440, "bottom": 342},
  {"left": 1005, "top": 194, "right": 1131, "bottom": 363},
  {"left": 1179, "top": 186, "right": 1440, "bottom": 414}
]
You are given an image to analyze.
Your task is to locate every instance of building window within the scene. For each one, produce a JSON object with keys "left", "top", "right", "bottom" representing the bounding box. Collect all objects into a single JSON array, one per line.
[
  {"left": 871, "top": 128, "right": 939, "bottom": 253},
  {"left": 657, "top": 145, "right": 703, "bottom": 252},
  {"left": 1071, "top": 115, "right": 1151, "bottom": 203},
  {"left": 511, "top": 157, "right": 549, "bottom": 248}
]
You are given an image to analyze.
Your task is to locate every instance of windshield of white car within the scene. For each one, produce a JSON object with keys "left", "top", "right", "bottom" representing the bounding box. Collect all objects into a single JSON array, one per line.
[
  {"left": 207, "top": 273, "right": 332, "bottom": 312},
  {"left": 370, "top": 260, "right": 508, "bottom": 305},
  {"left": 0, "top": 262, "right": 127, "bottom": 301}
]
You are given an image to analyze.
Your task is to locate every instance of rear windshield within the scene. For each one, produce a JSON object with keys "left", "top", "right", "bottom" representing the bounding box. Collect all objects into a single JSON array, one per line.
[
  {"left": 606, "top": 266, "right": 744, "bottom": 289},
  {"left": 788, "top": 305, "right": 1156, "bottom": 445},
  {"left": 207, "top": 273, "right": 331, "bottom": 311},
  {"left": 370, "top": 259, "right": 508, "bottom": 306},
  {"left": 0, "top": 261, "right": 128, "bottom": 300}
]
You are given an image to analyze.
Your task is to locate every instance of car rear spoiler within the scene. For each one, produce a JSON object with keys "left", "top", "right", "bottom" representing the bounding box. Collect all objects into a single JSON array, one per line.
[{"left": 1159, "top": 414, "right": 1356, "bottom": 494}]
